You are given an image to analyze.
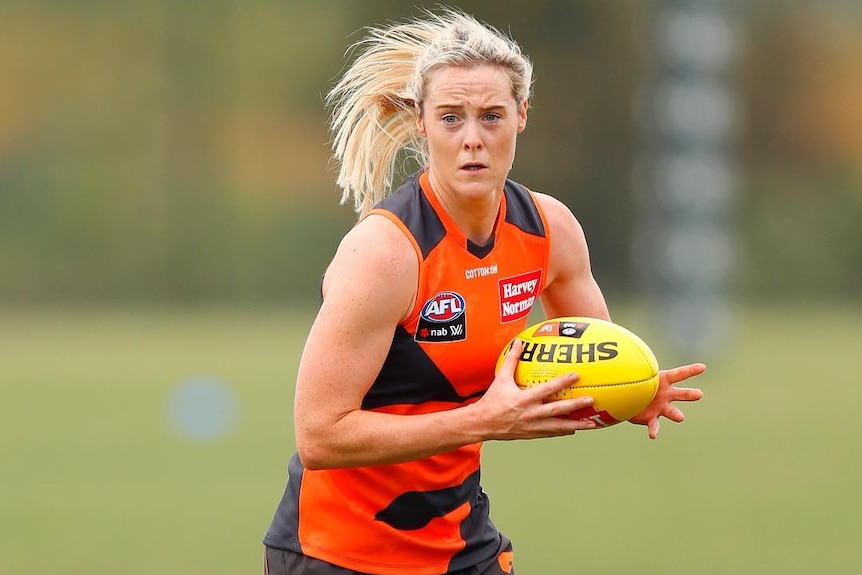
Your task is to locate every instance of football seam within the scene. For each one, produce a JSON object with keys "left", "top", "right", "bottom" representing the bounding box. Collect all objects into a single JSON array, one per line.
[
  {"left": 628, "top": 334, "right": 658, "bottom": 378},
  {"left": 587, "top": 376, "right": 655, "bottom": 387},
  {"left": 522, "top": 376, "right": 657, "bottom": 388}
]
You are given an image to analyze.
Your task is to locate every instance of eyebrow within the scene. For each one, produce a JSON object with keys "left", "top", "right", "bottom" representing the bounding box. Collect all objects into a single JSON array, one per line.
[{"left": 432, "top": 103, "right": 509, "bottom": 112}]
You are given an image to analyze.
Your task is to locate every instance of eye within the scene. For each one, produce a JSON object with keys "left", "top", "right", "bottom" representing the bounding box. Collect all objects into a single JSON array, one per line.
[
  {"left": 483, "top": 113, "right": 502, "bottom": 122},
  {"left": 442, "top": 114, "right": 459, "bottom": 125}
]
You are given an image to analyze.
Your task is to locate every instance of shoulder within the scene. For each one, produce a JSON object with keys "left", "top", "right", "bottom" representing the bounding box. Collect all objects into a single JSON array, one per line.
[
  {"left": 503, "top": 183, "right": 586, "bottom": 246},
  {"left": 322, "top": 213, "right": 419, "bottom": 323},
  {"left": 530, "top": 192, "right": 591, "bottom": 282},
  {"left": 531, "top": 192, "right": 587, "bottom": 244},
  {"left": 326, "top": 214, "right": 418, "bottom": 288},
  {"left": 502, "top": 180, "right": 547, "bottom": 237}
]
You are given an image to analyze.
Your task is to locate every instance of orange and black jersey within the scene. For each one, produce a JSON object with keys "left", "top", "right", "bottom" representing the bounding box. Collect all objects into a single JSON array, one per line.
[{"left": 264, "top": 171, "right": 551, "bottom": 575}]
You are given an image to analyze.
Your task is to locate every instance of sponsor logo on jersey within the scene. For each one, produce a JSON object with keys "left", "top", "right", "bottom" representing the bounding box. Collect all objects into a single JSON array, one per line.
[
  {"left": 498, "top": 269, "right": 542, "bottom": 322},
  {"left": 415, "top": 291, "right": 467, "bottom": 342},
  {"left": 464, "top": 264, "right": 499, "bottom": 280}
]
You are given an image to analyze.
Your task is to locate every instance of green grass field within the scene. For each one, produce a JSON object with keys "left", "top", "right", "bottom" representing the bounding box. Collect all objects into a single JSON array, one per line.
[{"left": 1, "top": 303, "right": 860, "bottom": 574}]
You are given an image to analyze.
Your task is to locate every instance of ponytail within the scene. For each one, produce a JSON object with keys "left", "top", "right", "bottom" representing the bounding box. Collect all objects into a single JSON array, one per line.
[{"left": 326, "top": 9, "right": 533, "bottom": 217}]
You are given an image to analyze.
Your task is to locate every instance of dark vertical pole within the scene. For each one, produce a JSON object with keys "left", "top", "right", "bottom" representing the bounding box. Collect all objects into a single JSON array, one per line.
[{"left": 635, "top": 0, "right": 741, "bottom": 356}]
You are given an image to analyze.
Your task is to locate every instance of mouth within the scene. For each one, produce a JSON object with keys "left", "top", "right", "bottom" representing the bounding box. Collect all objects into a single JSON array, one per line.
[{"left": 460, "top": 162, "right": 487, "bottom": 172}]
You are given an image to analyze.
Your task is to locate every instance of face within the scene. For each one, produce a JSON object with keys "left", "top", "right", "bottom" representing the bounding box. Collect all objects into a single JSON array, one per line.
[{"left": 417, "top": 64, "right": 528, "bottom": 204}]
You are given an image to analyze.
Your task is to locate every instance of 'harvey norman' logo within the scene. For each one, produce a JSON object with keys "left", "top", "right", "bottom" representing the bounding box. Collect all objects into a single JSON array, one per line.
[{"left": 498, "top": 269, "right": 542, "bottom": 322}]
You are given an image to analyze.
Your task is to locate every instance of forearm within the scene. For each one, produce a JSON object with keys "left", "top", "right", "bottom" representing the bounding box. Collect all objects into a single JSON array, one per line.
[{"left": 296, "top": 402, "right": 487, "bottom": 469}]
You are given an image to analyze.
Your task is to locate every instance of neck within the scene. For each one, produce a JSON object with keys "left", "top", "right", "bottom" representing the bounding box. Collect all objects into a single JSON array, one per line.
[{"left": 427, "top": 172, "right": 502, "bottom": 246}]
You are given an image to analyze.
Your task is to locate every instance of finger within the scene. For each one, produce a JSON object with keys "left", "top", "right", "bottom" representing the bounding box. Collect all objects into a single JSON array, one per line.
[
  {"left": 546, "top": 395, "right": 595, "bottom": 415},
  {"left": 498, "top": 338, "right": 523, "bottom": 378},
  {"left": 535, "top": 416, "right": 597, "bottom": 436},
  {"left": 648, "top": 418, "right": 659, "bottom": 440},
  {"left": 571, "top": 418, "right": 598, "bottom": 431},
  {"left": 662, "top": 405, "right": 686, "bottom": 423},
  {"left": 534, "top": 372, "right": 581, "bottom": 400},
  {"left": 669, "top": 387, "right": 704, "bottom": 402},
  {"left": 541, "top": 405, "right": 599, "bottom": 430},
  {"left": 662, "top": 363, "right": 707, "bottom": 385}
]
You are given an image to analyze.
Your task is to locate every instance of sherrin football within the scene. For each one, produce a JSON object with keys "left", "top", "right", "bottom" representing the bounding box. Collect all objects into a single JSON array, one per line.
[{"left": 496, "top": 317, "right": 660, "bottom": 428}]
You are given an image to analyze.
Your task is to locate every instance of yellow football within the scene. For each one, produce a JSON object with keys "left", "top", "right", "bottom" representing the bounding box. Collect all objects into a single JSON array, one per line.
[{"left": 496, "top": 317, "right": 660, "bottom": 428}]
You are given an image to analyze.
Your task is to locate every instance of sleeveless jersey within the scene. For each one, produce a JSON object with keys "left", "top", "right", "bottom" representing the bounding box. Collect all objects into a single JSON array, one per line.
[{"left": 264, "top": 171, "right": 551, "bottom": 575}]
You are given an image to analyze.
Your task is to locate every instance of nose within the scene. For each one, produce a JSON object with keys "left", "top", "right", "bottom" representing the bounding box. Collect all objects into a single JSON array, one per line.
[{"left": 462, "top": 120, "right": 484, "bottom": 151}]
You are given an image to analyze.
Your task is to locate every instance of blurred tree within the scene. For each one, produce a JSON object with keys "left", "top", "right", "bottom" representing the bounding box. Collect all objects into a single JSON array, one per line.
[
  {"left": 741, "top": 1, "right": 862, "bottom": 300},
  {"left": 0, "top": 0, "right": 859, "bottom": 306}
]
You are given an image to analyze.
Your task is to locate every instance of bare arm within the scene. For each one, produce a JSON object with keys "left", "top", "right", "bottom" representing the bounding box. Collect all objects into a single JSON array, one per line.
[
  {"left": 534, "top": 192, "right": 705, "bottom": 438},
  {"left": 535, "top": 192, "right": 610, "bottom": 320},
  {"left": 294, "top": 214, "right": 597, "bottom": 470}
]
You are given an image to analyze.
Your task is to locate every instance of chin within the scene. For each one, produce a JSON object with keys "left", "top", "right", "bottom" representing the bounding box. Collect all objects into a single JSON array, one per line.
[
  {"left": 430, "top": 168, "right": 504, "bottom": 199},
  {"left": 456, "top": 177, "right": 503, "bottom": 199},
  {"left": 459, "top": 166, "right": 499, "bottom": 181}
]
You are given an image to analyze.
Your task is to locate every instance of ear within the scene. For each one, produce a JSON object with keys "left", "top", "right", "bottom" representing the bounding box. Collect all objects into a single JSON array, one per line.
[
  {"left": 416, "top": 105, "right": 426, "bottom": 136},
  {"left": 517, "top": 99, "right": 528, "bottom": 133}
]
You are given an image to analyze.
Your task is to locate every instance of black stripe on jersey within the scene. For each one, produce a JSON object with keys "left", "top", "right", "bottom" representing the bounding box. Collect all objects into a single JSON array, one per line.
[
  {"left": 374, "top": 468, "right": 481, "bottom": 530},
  {"left": 449, "top": 485, "right": 499, "bottom": 571},
  {"left": 503, "top": 179, "right": 546, "bottom": 237},
  {"left": 466, "top": 237, "right": 494, "bottom": 259},
  {"left": 261, "top": 453, "right": 304, "bottom": 552},
  {"left": 376, "top": 173, "right": 446, "bottom": 260},
  {"left": 361, "top": 326, "right": 484, "bottom": 410}
]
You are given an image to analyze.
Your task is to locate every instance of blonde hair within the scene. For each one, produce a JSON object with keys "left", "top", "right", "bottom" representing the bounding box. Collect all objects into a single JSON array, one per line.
[{"left": 326, "top": 9, "right": 534, "bottom": 217}]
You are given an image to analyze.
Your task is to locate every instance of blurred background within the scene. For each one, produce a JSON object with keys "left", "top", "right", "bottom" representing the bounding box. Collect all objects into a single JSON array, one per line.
[{"left": 1, "top": 1, "right": 860, "bottom": 574}]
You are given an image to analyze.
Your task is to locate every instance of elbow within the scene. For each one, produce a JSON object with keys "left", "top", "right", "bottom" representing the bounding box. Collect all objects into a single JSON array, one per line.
[
  {"left": 295, "top": 427, "right": 342, "bottom": 470},
  {"left": 294, "top": 405, "right": 365, "bottom": 469},
  {"left": 295, "top": 441, "right": 329, "bottom": 470}
]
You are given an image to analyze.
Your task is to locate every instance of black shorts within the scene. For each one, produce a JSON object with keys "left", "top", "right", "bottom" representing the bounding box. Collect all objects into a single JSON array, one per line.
[{"left": 264, "top": 535, "right": 515, "bottom": 575}]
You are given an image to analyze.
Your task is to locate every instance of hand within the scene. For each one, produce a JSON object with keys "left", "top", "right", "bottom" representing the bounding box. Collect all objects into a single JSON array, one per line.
[
  {"left": 476, "top": 339, "right": 598, "bottom": 441},
  {"left": 629, "top": 363, "right": 706, "bottom": 439}
]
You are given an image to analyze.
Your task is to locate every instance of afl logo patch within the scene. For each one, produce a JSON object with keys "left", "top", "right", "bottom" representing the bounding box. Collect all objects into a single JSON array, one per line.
[
  {"left": 420, "top": 292, "right": 465, "bottom": 323},
  {"left": 416, "top": 291, "right": 467, "bottom": 342}
]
